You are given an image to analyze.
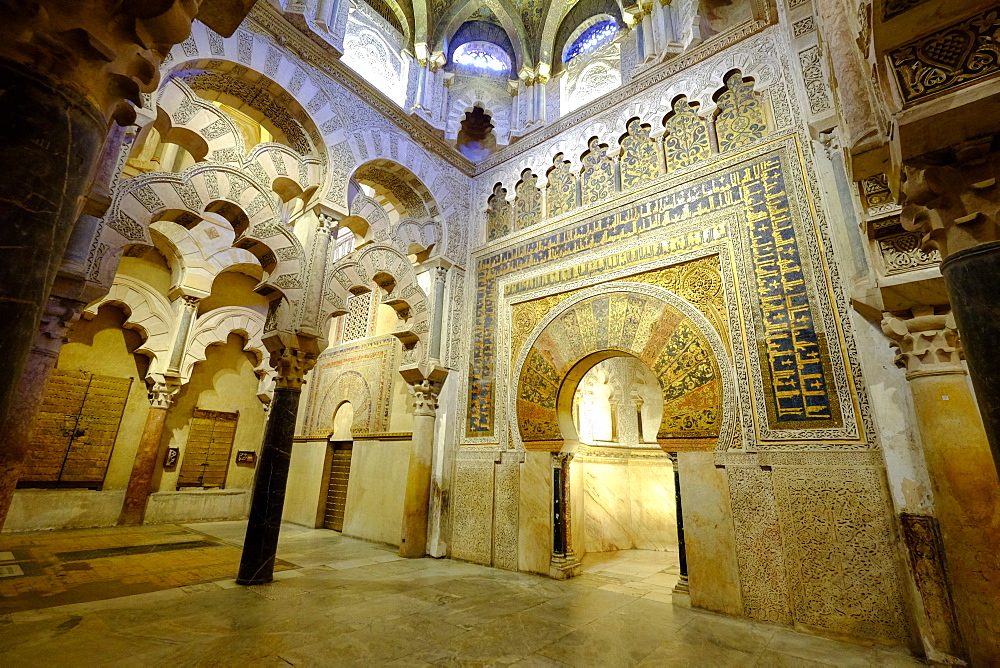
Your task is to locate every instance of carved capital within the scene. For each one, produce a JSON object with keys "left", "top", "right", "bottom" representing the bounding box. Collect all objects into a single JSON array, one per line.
[
  {"left": 882, "top": 306, "right": 964, "bottom": 379},
  {"left": 270, "top": 348, "right": 317, "bottom": 390},
  {"left": 147, "top": 378, "right": 179, "bottom": 409},
  {"left": 33, "top": 297, "right": 85, "bottom": 359},
  {"left": 0, "top": 1, "right": 254, "bottom": 125},
  {"left": 901, "top": 136, "right": 1000, "bottom": 258},
  {"left": 409, "top": 379, "right": 442, "bottom": 417},
  {"left": 553, "top": 452, "right": 574, "bottom": 466}
]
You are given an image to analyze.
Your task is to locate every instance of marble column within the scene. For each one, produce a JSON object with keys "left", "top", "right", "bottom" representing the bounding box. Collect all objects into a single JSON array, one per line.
[
  {"left": 0, "top": 60, "right": 106, "bottom": 443},
  {"left": 883, "top": 307, "right": 1000, "bottom": 664},
  {"left": 238, "top": 348, "right": 315, "bottom": 585},
  {"left": 118, "top": 382, "right": 177, "bottom": 526},
  {"left": 902, "top": 139, "right": 1000, "bottom": 476},
  {"left": 668, "top": 452, "right": 689, "bottom": 595},
  {"left": 0, "top": 297, "right": 84, "bottom": 530},
  {"left": 550, "top": 452, "right": 580, "bottom": 579},
  {"left": 399, "top": 379, "right": 442, "bottom": 558},
  {"left": 0, "top": 0, "right": 256, "bottom": 448}
]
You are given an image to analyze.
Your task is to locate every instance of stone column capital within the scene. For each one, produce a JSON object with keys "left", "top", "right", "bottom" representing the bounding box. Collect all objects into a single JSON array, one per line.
[
  {"left": 553, "top": 452, "right": 574, "bottom": 465},
  {"left": 882, "top": 306, "right": 964, "bottom": 379},
  {"left": 270, "top": 348, "right": 317, "bottom": 390},
  {"left": 34, "top": 297, "right": 85, "bottom": 359},
  {"left": 901, "top": 136, "right": 1000, "bottom": 259},
  {"left": 409, "top": 379, "right": 442, "bottom": 417},
  {"left": 433, "top": 265, "right": 449, "bottom": 285},
  {"left": 147, "top": 379, "right": 179, "bottom": 409}
]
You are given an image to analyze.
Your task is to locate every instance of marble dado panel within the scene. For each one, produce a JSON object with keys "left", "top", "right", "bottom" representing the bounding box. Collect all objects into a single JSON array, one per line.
[
  {"left": 464, "top": 136, "right": 872, "bottom": 449},
  {"left": 771, "top": 465, "right": 909, "bottom": 643},
  {"left": 302, "top": 335, "right": 399, "bottom": 438}
]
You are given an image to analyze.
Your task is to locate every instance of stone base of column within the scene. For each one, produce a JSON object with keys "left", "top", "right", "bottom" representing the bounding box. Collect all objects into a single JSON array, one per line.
[
  {"left": 548, "top": 554, "right": 582, "bottom": 580},
  {"left": 672, "top": 575, "right": 691, "bottom": 607}
]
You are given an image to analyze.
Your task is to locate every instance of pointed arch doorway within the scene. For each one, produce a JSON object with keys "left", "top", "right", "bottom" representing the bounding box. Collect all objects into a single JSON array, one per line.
[{"left": 322, "top": 401, "right": 355, "bottom": 532}]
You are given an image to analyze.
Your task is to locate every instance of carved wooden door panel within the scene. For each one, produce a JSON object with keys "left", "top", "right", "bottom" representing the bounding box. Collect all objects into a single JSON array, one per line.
[
  {"left": 21, "top": 370, "right": 132, "bottom": 488},
  {"left": 177, "top": 409, "right": 238, "bottom": 489},
  {"left": 323, "top": 442, "right": 353, "bottom": 532}
]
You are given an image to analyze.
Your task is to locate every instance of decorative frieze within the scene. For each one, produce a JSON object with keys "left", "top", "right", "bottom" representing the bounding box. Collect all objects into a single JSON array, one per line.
[{"left": 889, "top": 10, "right": 1000, "bottom": 105}]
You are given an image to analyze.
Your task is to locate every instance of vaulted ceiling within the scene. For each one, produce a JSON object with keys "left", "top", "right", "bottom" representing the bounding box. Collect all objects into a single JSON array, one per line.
[{"left": 382, "top": 0, "right": 616, "bottom": 70}]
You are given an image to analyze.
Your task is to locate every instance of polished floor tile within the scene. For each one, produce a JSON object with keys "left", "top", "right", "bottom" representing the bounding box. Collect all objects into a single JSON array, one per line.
[{"left": 0, "top": 521, "right": 926, "bottom": 667}]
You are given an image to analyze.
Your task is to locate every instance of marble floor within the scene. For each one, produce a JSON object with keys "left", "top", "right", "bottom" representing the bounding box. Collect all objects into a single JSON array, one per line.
[{"left": 0, "top": 521, "right": 925, "bottom": 666}]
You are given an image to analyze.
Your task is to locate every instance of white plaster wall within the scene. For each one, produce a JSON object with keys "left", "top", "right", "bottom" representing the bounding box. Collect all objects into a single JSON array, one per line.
[
  {"left": 342, "top": 439, "right": 409, "bottom": 546},
  {"left": 284, "top": 440, "right": 329, "bottom": 528},
  {"left": 3, "top": 490, "right": 126, "bottom": 533},
  {"left": 145, "top": 489, "right": 250, "bottom": 524}
]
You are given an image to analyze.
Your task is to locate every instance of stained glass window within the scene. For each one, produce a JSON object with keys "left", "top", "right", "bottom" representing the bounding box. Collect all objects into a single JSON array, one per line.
[{"left": 564, "top": 19, "right": 619, "bottom": 63}]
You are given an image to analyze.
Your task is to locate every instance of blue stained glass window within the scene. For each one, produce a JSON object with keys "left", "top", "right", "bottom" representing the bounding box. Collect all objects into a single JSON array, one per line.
[{"left": 564, "top": 19, "right": 619, "bottom": 63}]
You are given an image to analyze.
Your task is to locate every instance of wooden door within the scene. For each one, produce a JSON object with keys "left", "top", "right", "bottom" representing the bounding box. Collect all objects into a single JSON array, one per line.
[
  {"left": 323, "top": 442, "right": 353, "bottom": 531},
  {"left": 177, "top": 409, "right": 239, "bottom": 488},
  {"left": 20, "top": 370, "right": 132, "bottom": 488}
]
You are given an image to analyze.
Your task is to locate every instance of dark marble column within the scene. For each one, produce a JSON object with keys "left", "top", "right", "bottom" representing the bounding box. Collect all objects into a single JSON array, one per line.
[
  {"left": 669, "top": 453, "right": 689, "bottom": 594},
  {"left": 549, "top": 452, "right": 580, "bottom": 579},
  {"left": 118, "top": 383, "right": 177, "bottom": 526},
  {"left": 238, "top": 349, "right": 314, "bottom": 586},
  {"left": 0, "top": 60, "right": 106, "bottom": 439},
  {"left": 0, "top": 297, "right": 85, "bottom": 530},
  {"left": 940, "top": 241, "right": 1000, "bottom": 474}
]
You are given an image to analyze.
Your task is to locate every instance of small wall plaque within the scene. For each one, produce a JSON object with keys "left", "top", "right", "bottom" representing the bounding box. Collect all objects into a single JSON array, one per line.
[
  {"left": 235, "top": 451, "right": 257, "bottom": 465},
  {"left": 164, "top": 447, "right": 179, "bottom": 468}
]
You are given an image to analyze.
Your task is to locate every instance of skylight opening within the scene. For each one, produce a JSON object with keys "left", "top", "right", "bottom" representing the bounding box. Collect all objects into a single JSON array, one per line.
[
  {"left": 564, "top": 19, "right": 619, "bottom": 63},
  {"left": 453, "top": 42, "right": 510, "bottom": 73}
]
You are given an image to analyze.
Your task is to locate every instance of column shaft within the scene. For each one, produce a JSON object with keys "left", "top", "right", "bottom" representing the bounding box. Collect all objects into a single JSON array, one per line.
[
  {"left": 909, "top": 371, "right": 1000, "bottom": 662},
  {"left": 399, "top": 411, "right": 436, "bottom": 557},
  {"left": 118, "top": 400, "right": 171, "bottom": 526},
  {"left": 238, "top": 384, "right": 302, "bottom": 584},
  {"left": 672, "top": 454, "right": 689, "bottom": 591},
  {"left": 0, "top": 298, "right": 82, "bottom": 529},
  {"left": 0, "top": 59, "right": 105, "bottom": 436},
  {"left": 940, "top": 240, "right": 1000, "bottom": 474}
]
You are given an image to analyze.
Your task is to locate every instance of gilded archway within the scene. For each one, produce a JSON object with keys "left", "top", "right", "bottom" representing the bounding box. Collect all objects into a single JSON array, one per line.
[{"left": 514, "top": 283, "right": 735, "bottom": 452}]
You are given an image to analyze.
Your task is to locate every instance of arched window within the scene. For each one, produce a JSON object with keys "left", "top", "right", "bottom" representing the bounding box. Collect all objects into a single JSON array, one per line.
[
  {"left": 453, "top": 41, "right": 511, "bottom": 74},
  {"left": 563, "top": 18, "right": 619, "bottom": 63}
]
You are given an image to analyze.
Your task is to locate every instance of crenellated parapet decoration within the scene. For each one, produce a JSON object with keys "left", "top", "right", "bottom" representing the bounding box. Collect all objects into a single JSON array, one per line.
[
  {"left": 882, "top": 306, "right": 963, "bottom": 379},
  {"left": 0, "top": 0, "right": 253, "bottom": 126}
]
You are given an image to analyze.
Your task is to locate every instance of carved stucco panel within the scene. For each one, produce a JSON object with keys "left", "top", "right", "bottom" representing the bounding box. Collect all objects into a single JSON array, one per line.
[
  {"left": 451, "top": 460, "right": 495, "bottom": 565},
  {"left": 772, "top": 465, "right": 909, "bottom": 643},
  {"left": 727, "top": 465, "right": 793, "bottom": 624},
  {"left": 493, "top": 458, "right": 520, "bottom": 571}
]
